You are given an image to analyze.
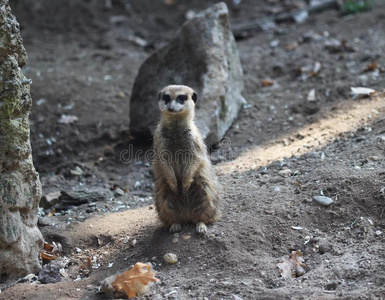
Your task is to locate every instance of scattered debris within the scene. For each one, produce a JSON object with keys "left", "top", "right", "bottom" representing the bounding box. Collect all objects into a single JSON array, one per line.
[
  {"left": 58, "top": 114, "right": 78, "bottom": 125},
  {"left": 277, "top": 250, "right": 306, "bottom": 278},
  {"left": 324, "top": 39, "right": 355, "bottom": 53},
  {"left": 262, "top": 79, "right": 275, "bottom": 87},
  {"left": 351, "top": 87, "right": 376, "bottom": 97},
  {"left": 307, "top": 89, "right": 316, "bottom": 102},
  {"left": 362, "top": 62, "right": 378, "bottom": 73},
  {"left": 313, "top": 195, "right": 333, "bottom": 207},
  {"left": 291, "top": 226, "right": 303, "bottom": 230},
  {"left": 79, "top": 257, "right": 92, "bottom": 277},
  {"left": 310, "top": 61, "right": 322, "bottom": 77}
]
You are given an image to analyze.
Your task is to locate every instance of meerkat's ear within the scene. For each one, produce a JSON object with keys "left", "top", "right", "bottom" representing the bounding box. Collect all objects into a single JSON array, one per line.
[
  {"left": 158, "top": 92, "right": 162, "bottom": 101},
  {"left": 192, "top": 92, "right": 198, "bottom": 103}
]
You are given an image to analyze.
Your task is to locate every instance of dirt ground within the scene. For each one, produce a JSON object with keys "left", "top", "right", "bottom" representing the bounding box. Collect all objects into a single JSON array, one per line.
[{"left": 1, "top": 0, "right": 385, "bottom": 299}]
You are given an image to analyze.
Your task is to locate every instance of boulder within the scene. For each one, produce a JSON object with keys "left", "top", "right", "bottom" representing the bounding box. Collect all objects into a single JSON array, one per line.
[
  {"left": 0, "top": 0, "right": 43, "bottom": 282},
  {"left": 129, "top": 2, "right": 245, "bottom": 146}
]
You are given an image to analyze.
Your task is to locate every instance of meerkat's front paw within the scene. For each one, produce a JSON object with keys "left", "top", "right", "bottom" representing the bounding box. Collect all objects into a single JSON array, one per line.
[
  {"left": 196, "top": 222, "right": 207, "bottom": 234},
  {"left": 169, "top": 223, "right": 181, "bottom": 233}
]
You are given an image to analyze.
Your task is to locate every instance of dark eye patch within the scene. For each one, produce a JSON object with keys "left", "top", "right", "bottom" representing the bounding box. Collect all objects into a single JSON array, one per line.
[
  {"left": 176, "top": 94, "right": 187, "bottom": 103},
  {"left": 163, "top": 94, "right": 171, "bottom": 103}
]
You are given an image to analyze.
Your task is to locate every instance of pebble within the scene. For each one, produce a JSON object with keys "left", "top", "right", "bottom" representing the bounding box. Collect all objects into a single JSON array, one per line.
[
  {"left": 38, "top": 262, "right": 61, "bottom": 284},
  {"left": 278, "top": 169, "right": 293, "bottom": 177},
  {"left": 114, "top": 187, "right": 125, "bottom": 196},
  {"left": 369, "top": 156, "right": 379, "bottom": 162},
  {"left": 172, "top": 238, "right": 179, "bottom": 244},
  {"left": 319, "top": 243, "right": 332, "bottom": 254},
  {"left": 313, "top": 195, "right": 333, "bottom": 207},
  {"left": 70, "top": 166, "right": 83, "bottom": 176},
  {"left": 163, "top": 253, "right": 178, "bottom": 264}
]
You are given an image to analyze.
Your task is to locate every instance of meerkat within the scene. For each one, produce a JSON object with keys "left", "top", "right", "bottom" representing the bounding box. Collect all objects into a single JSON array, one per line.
[{"left": 153, "top": 85, "right": 221, "bottom": 234}]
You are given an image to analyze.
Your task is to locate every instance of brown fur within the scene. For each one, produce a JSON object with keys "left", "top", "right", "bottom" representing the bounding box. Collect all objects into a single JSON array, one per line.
[{"left": 153, "top": 85, "right": 221, "bottom": 233}]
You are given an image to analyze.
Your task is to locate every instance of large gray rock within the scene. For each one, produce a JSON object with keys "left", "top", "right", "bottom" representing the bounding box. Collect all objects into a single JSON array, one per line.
[
  {"left": 129, "top": 2, "right": 245, "bottom": 146},
  {"left": 0, "top": 0, "right": 43, "bottom": 282}
]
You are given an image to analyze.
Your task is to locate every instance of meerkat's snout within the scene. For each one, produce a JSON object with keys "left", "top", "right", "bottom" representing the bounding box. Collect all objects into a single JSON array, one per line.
[{"left": 157, "top": 85, "right": 198, "bottom": 114}]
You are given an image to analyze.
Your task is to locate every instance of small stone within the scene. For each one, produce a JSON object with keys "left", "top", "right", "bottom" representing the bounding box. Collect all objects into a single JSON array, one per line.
[
  {"left": 181, "top": 235, "right": 191, "bottom": 240},
  {"left": 307, "top": 89, "right": 316, "bottom": 102},
  {"left": 116, "top": 91, "right": 126, "bottom": 98},
  {"left": 278, "top": 169, "right": 293, "bottom": 177},
  {"left": 313, "top": 195, "right": 333, "bottom": 207},
  {"left": 59, "top": 188, "right": 114, "bottom": 206},
  {"left": 70, "top": 166, "right": 83, "bottom": 176},
  {"left": 173, "top": 233, "right": 180, "bottom": 238},
  {"left": 163, "top": 253, "right": 178, "bottom": 264},
  {"left": 114, "top": 187, "right": 125, "bottom": 196},
  {"left": 38, "top": 216, "right": 53, "bottom": 227},
  {"left": 134, "top": 181, "right": 141, "bottom": 190},
  {"left": 172, "top": 238, "right": 179, "bottom": 244},
  {"left": 369, "top": 156, "right": 379, "bottom": 162},
  {"left": 38, "top": 262, "right": 61, "bottom": 284},
  {"left": 40, "top": 191, "right": 61, "bottom": 209},
  {"left": 319, "top": 243, "right": 332, "bottom": 254},
  {"left": 269, "top": 39, "right": 279, "bottom": 48}
]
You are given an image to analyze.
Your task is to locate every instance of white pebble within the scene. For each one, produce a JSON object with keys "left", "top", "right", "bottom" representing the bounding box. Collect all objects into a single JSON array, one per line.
[{"left": 313, "top": 195, "right": 333, "bottom": 207}]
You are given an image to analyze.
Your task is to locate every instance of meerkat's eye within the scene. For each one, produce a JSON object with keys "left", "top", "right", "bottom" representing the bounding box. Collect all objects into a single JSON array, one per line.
[
  {"left": 176, "top": 95, "right": 187, "bottom": 103},
  {"left": 163, "top": 94, "right": 171, "bottom": 103}
]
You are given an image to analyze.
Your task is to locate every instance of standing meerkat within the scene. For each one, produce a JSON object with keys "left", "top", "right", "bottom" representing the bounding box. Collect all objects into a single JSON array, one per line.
[{"left": 153, "top": 85, "right": 221, "bottom": 234}]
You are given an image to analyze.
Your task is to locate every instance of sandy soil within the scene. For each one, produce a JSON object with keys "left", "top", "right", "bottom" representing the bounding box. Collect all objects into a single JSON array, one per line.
[{"left": 1, "top": 0, "right": 385, "bottom": 299}]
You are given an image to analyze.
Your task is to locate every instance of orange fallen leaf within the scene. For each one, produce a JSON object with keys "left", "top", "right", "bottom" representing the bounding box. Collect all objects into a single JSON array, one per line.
[
  {"left": 40, "top": 241, "right": 62, "bottom": 260},
  {"left": 277, "top": 250, "right": 306, "bottom": 278},
  {"left": 112, "top": 263, "right": 159, "bottom": 298}
]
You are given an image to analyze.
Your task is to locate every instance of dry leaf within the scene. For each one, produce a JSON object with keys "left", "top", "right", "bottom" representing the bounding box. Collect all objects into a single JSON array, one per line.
[
  {"left": 277, "top": 250, "right": 306, "bottom": 278},
  {"left": 262, "top": 79, "right": 275, "bottom": 87},
  {"left": 363, "top": 62, "right": 378, "bottom": 73},
  {"left": 40, "top": 241, "right": 62, "bottom": 260},
  {"left": 112, "top": 263, "right": 159, "bottom": 298},
  {"left": 351, "top": 87, "right": 376, "bottom": 96}
]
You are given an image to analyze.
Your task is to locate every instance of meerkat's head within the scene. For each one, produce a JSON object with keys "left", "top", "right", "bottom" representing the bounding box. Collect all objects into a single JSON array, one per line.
[{"left": 158, "top": 85, "right": 197, "bottom": 115}]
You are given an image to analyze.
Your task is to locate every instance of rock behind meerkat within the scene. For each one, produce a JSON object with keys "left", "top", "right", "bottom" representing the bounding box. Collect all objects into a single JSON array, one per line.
[{"left": 153, "top": 85, "right": 221, "bottom": 234}]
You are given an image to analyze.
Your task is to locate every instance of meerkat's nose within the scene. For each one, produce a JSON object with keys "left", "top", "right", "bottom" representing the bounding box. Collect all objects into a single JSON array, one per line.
[{"left": 168, "top": 105, "right": 176, "bottom": 112}]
